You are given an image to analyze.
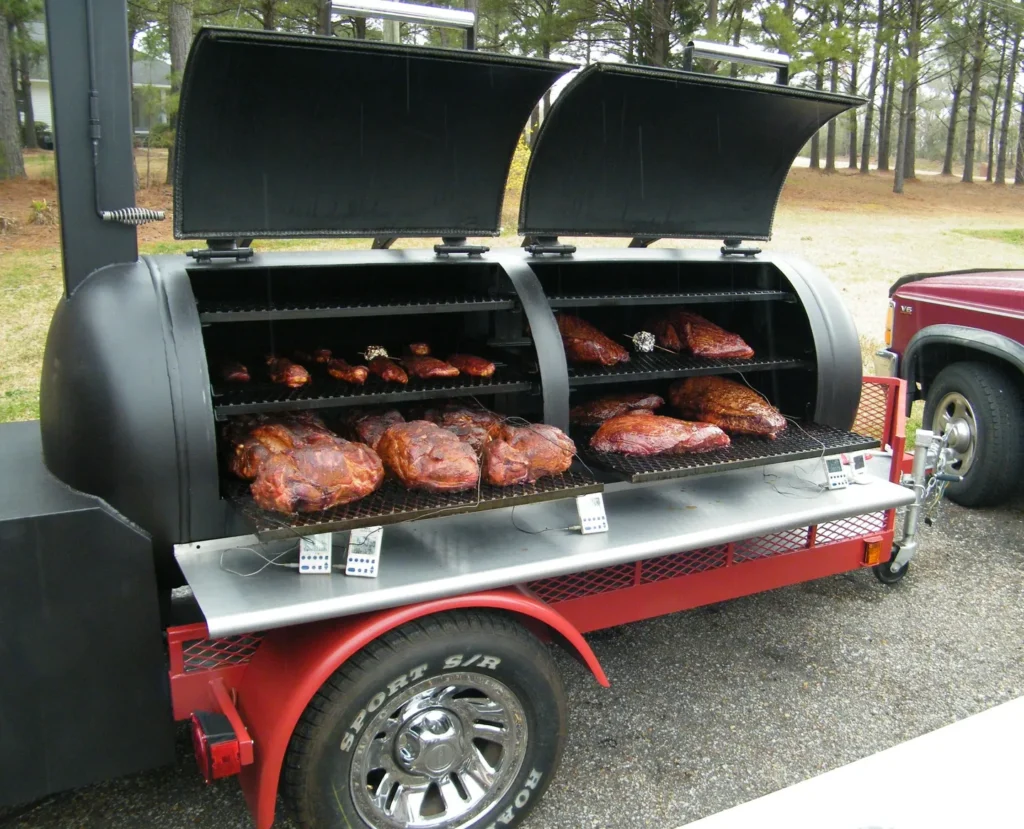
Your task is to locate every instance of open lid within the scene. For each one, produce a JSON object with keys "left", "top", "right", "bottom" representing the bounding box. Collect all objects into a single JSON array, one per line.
[
  {"left": 519, "top": 63, "right": 862, "bottom": 241},
  {"left": 174, "top": 29, "right": 572, "bottom": 240}
]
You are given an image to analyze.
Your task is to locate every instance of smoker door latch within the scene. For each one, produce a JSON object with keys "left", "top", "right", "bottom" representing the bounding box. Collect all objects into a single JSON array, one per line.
[
  {"left": 434, "top": 237, "right": 490, "bottom": 257},
  {"left": 721, "top": 238, "right": 762, "bottom": 257},
  {"left": 188, "top": 240, "right": 255, "bottom": 263},
  {"left": 523, "top": 235, "right": 576, "bottom": 256}
]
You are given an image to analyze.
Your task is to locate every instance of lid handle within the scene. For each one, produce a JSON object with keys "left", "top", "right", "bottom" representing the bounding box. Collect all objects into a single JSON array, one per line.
[{"left": 683, "top": 40, "right": 791, "bottom": 85}]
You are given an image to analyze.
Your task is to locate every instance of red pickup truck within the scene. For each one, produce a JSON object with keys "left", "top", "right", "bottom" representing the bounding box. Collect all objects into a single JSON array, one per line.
[{"left": 874, "top": 269, "right": 1024, "bottom": 507}]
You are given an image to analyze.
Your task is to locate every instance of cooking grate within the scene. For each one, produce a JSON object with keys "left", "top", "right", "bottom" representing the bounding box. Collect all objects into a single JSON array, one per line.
[
  {"left": 229, "top": 466, "right": 601, "bottom": 539},
  {"left": 579, "top": 422, "right": 879, "bottom": 484},
  {"left": 212, "top": 370, "right": 533, "bottom": 417},
  {"left": 548, "top": 289, "right": 794, "bottom": 309},
  {"left": 567, "top": 352, "right": 810, "bottom": 386},
  {"left": 198, "top": 295, "right": 516, "bottom": 323}
]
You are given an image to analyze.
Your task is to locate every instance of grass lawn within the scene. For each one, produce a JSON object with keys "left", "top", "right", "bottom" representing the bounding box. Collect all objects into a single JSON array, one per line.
[{"left": 955, "top": 228, "right": 1024, "bottom": 247}]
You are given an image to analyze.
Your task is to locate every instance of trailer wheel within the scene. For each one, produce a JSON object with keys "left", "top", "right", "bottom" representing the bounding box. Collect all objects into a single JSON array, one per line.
[
  {"left": 873, "top": 544, "right": 909, "bottom": 585},
  {"left": 284, "top": 611, "right": 566, "bottom": 829},
  {"left": 923, "top": 362, "right": 1024, "bottom": 507}
]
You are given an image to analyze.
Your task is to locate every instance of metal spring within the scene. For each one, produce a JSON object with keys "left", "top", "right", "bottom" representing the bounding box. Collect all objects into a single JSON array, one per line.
[{"left": 99, "top": 207, "right": 166, "bottom": 225}]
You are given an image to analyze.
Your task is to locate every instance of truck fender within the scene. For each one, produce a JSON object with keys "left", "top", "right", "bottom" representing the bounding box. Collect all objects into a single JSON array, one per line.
[
  {"left": 903, "top": 324, "right": 1024, "bottom": 412},
  {"left": 235, "top": 588, "right": 608, "bottom": 829}
]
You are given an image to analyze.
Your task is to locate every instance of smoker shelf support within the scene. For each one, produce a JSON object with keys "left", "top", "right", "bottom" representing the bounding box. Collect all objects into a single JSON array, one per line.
[
  {"left": 498, "top": 256, "right": 570, "bottom": 431},
  {"left": 889, "top": 429, "right": 934, "bottom": 572}
]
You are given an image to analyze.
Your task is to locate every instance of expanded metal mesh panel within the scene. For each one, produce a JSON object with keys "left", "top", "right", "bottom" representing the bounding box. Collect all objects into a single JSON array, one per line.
[
  {"left": 815, "top": 512, "right": 886, "bottom": 545},
  {"left": 527, "top": 563, "right": 636, "bottom": 603},
  {"left": 232, "top": 468, "right": 601, "bottom": 539},
  {"left": 182, "top": 634, "right": 264, "bottom": 673},
  {"left": 580, "top": 423, "right": 878, "bottom": 484},
  {"left": 198, "top": 295, "right": 515, "bottom": 323},
  {"left": 853, "top": 382, "right": 892, "bottom": 441},
  {"left": 213, "top": 371, "right": 532, "bottom": 417},
  {"left": 734, "top": 527, "right": 808, "bottom": 563},
  {"left": 640, "top": 545, "right": 729, "bottom": 582},
  {"left": 567, "top": 352, "right": 810, "bottom": 386}
]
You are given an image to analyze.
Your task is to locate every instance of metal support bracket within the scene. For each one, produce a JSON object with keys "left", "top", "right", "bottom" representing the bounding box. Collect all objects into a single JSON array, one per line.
[
  {"left": 628, "top": 237, "right": 658, "bottom": 248},
  {"left": 721, "top": 238, "right": 762, "bottom": 257},
  {"left": 188, "top": 240, "right": 255, "bottom": 263},
  {"left": 433, "top": 237, "right": 489, "bottom": 257},
  {"left": 523, "top": 235, "right": 576, "bottom": 256},
  {"left": 372, "top": 236, "right": 397, "bottom": 250}
]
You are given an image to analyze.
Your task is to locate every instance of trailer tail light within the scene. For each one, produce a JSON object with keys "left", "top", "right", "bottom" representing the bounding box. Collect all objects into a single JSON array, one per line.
[
  {"left": 863, "top": 537, "right": 885, "bottom": 566},
  {"left": 191, "top": 711, "right": 241, "bottom": 783},
  {"left": 884, "top": 299, "right": 895, "bottom": 346}
]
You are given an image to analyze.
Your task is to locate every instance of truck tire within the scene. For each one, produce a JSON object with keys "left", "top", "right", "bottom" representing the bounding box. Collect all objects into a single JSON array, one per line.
[
  {"left": 284, "top": 610, "right": 567, "bottom": 829},
  {"left": 923, "top": 362, "right": 1024, "bottom": 507}
]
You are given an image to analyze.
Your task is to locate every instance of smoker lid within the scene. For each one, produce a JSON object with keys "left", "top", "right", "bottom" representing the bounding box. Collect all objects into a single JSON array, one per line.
[
  {"left": 173, "top": 29, "right": 572, "bottom": 240},
  {"left": 518, "top": 63, "right": 862, "bottom": 241}
]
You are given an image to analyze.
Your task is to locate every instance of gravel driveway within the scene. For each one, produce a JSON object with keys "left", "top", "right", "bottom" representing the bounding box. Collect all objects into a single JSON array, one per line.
[{"left": 3, "top": 494, "right": 1022, "bottom": 829}]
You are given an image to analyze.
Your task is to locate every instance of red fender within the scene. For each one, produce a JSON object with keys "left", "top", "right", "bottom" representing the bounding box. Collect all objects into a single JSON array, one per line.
[{"left": 236, "top": 588, "right": 609, "bottom": 829}]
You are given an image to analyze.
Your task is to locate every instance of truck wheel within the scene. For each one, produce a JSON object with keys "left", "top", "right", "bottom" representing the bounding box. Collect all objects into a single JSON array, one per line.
[
  {"left": 923, "top": 362, "right": 1024, "bottom": 507},
  {"left": 284, "top": 610, "right": 566, "bottom": 829}
]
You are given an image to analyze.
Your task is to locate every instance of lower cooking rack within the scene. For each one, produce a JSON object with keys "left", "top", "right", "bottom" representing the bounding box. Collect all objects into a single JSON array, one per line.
[
  {"left": 578, "top": 423, "right": 879, "bottom": 484},
  {"left": 228, "top": 465, "right": 601, "bottom": 540}
]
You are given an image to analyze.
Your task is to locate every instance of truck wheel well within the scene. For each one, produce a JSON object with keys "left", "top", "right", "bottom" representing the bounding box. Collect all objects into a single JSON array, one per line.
[{"left": 912, "top": 343, "right": 1024, "bottom": 402}]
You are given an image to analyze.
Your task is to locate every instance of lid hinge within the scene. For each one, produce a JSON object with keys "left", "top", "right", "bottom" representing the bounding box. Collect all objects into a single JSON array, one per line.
[
  {"left": 434, "top": 237, "right": 490, "bottom": 257},
  {"left": 721, "top": 238, "right": 761, "bottom": 258},
  {"left": 372, "top": 236, "right": 397, "bottom": 250},
  {"left": 187, "top": 239, "right": 255, "bottom": 263},
  {"left": 522, "top": 235, "right": 576, "bottom": 256},
  {"left": 628, "top": 237, "right": 658, "bottom": 248}
]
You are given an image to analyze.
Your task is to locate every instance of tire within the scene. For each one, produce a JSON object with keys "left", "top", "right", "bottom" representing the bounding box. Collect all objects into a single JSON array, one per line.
[
  {"left": 873, "top": 544, "right": 909, "bottom": 585},
  {"left": 922, "top": 362, "right": 1024, "bottom": 508},
  {"left": 284, "top": 610, "right": 567, "bottom": 829}
]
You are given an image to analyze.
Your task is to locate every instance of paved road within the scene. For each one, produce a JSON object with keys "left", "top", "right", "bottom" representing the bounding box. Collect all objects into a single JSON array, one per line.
[{"left": 3, "top": 495, "right": 1022, "bottom": 829}]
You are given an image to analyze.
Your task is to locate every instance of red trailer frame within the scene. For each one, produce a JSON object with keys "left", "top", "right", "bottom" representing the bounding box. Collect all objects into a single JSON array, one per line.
[{"left": 167, "top": 376, "right": 909, "bottom": 829}]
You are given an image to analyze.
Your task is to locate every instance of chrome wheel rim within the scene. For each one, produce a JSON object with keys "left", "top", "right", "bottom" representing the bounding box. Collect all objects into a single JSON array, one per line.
[
  {"left": 933, "top": 392, "right": 977, "bottom": 475},
  {"left": 350, "top": 673, "right": 528, "bottom": 829}
]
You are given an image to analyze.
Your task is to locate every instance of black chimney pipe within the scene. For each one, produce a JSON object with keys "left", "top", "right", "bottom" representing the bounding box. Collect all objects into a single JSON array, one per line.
[{"left": 45, "top": 0, "right": 139, "bottom": 294}]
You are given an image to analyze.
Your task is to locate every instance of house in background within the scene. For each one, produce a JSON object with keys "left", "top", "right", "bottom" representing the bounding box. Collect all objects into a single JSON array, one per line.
[{"left": 26, "top": 21, "right": 172, "bottom": 139}]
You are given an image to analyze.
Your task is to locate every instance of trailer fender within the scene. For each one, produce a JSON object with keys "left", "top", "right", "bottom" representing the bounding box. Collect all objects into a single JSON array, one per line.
[{"left": 235, "top": 588, "right": 607, "bottom": 829}]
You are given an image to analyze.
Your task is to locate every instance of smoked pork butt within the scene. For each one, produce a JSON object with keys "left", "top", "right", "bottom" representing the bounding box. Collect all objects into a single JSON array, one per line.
[{"left": 376, "top": 421, "right": 480, "bottom": 492}]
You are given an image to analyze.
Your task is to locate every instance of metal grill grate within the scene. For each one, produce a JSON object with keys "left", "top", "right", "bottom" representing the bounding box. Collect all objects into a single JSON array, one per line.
[
  {"left": 567, "top": 352, "right": 810, "bottom": 386},
  {"left": 734, "top": 527, "right": 809, "bottom": 562},
  {"left": 548, "top": 290, "right": 794, "bottom": 309},
  {"left": 198, "top": 295, "right": 516, "bottom": 323},
  {"left": 853, "top": 382, "right": 892, "bottom": 441},
  {"left": 231, "top": 467, "right": 601, "bottom": 539},
  {"left": 527, "top": 563, "right": 636, "bottom": 603},
  {"left": 182, "top": 634, "right": 264, "bottom": 673},
  {"left": 815, "top": 512, "right": 886, "bottom": 545},
  {"left": 579, "top": 423, "right": 879, "bottom": 484},
  {"left": 213, "top": 371, "right": 533, "bottom": 417},
  {"left": 641, "top": 545, "right": 729, "bottom": 582}
]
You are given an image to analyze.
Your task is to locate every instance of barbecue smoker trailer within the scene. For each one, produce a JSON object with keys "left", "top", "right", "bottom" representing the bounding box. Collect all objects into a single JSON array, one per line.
[{"left": 1, "top": 3, "right": 923, "bottom": 828}]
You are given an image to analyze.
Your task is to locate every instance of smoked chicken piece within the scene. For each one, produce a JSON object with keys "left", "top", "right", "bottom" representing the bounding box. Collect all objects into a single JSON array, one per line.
[
  {"left": 590, "top": 412, "right": 730, "bottom": 455},
  {"left": 266, "top": 357, "right": 311, "bottom": 388},
  {"left": 482, "top": 424, "right": 576, "bottom": 486},
  {"left": 669, "top": 376, "right": 787, "bottom": 439},
  {"left": 556, "top": 314, "right": 631, "bottom": 367},
  {"left": 376, "top": 421, "right": 480, "bottom": 492},
  {"left": 250, "top": 437, "right": 384, "bottom": 514},
  {"left": 345, "top": 408, "right": 405, "bottom": 451},
  {"left": 421, "top": 402, "right": 502, "bottom": 452},
  {"left": 368, "top": 357, "right": 408, "bottom": 385},
  {"left": 327, "top": 358, "right": 369, "bottom": 385},
  {"left": 220, "top": 360, "right": 250, "bottom": 383},
  {"left": 649, "top": 310, "right": 754, "bottom": 359},
  {"left": 400, "top": 355, "right": 460, "bottom": 380},
  {"left": 446, "top": 354, "right": 496, "bottom": 378},
  {"left": 569, "top": 392, "right": 666, "bottom": 426},
  {"left": 294, "top": 348, "right": 332, "bottom": 365},
  {"left": 407, "top": 343, "right": 431, "bottom": 356}
]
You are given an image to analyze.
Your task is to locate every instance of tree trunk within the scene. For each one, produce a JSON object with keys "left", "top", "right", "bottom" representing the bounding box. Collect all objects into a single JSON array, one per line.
[
  {"left": 708, "top": 0, "right": 719, "bottom": 30},
  {"left": 810, "top": 63, "right": 823, "bottom": 168},
  {"left": 729, "top": 4, "right": 742, "bottom": 78},
  {"left": 962, "top": 3, "right": 987, "bottom": 184},
  {"left": 16, "top": 26, "right": 36, "bottom": 149},
  {"left": 986, "top": 30, "right": 1008, "bottom": 182},
  {"left": 893, "top": 80, "right": 911, "bottom": 193},
  {"left": 942, "top": 47, "right": 968, "bottom": 176},
  {"left": 1016, "top": 88, "right": 1024, "bottom": 184},
  {"left": 902, "top": 0, "right": 922, "bottom": 181},
  {"left": 996, "top": 31, "right": 1020, "bottom": 184},
  {"left": 262, "top": 1, "right": 275, "bottom": 31},
  {"left": 848, "top": 57, "right": 859, "bottom": 167},
  {"left": 0, "top": 17, "right": 24, "bottom": 179},
  {"left": 878, "top": 36, "right": 896, "bottom": 172},
  {"left": 825, "top": 59, "right": 838, "bottom": 171},
  {"left": 165, "top": 2, "right": 193, "bottom": 185},
  {"left": 860, "top": 0, "right": 886, "bottom": 173},
  {"left": 650, "top": 0, "right": 672, "bottom": 67},
  {"left": 354, "top": 17, "right": 367, "bottom": 39},
  {"left": 318, "top": 0, "right": 332, "bottom": 35}
]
